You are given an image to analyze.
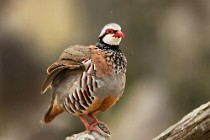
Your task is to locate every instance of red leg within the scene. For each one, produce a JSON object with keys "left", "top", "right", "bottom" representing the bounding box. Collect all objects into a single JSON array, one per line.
[
  {"left": 87, "top": 114, "right": 110, "bottom": 132},
  {"left": 88, "top": 114, "right": 101, "bottom": 124},
  {"left": 80, "top": 115, "right": 90, "bottom": 129},
  {"left": 79, "top": 115, "right": 101, "bottom": 134}
]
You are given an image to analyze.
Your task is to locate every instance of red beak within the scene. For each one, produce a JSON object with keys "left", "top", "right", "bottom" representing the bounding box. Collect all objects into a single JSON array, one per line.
[{"left": 113, "top": 30, "right": 125, "bottom": 38}]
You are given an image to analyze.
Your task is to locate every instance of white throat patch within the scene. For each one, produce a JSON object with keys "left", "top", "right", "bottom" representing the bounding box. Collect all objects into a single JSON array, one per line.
[{"left": 102, "top": 34, "right": 122, "bottom": 45}]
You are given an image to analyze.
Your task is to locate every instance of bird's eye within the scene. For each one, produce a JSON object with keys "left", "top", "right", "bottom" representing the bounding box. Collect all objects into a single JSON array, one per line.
[{"left": 106, "top": 29, "right": 114, "bottom": 34}]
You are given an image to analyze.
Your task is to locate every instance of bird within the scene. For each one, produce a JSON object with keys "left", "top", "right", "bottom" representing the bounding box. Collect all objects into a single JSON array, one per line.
[{"left": 40, "top": 23, "right": 127, "bottom": 134}]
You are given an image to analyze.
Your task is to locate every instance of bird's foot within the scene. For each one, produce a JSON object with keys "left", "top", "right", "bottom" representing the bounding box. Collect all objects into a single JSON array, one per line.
[
  {"left": 86, "top": 124, "right": 102, "bottom": 134},
  {"left": 90, "top": 121, "right": 110, "bottom": 134},
  {"left": 80, "top": 115, "right": 110, "bottom": 135}
]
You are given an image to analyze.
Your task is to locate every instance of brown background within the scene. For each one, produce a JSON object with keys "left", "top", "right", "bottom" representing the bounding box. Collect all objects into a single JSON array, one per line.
[{"left": 0, "top": 0, "right": 210, "bottom": 140}]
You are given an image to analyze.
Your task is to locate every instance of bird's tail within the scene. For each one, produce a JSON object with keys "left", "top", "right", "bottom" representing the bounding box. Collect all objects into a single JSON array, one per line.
[{"left": 40, "top": 95, "right": 64, "bottom": 125}]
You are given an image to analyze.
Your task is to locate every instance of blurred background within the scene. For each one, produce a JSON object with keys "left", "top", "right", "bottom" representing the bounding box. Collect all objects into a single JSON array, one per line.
[{"left": 0, "top": 0, "right": 210, "bottom": 140}]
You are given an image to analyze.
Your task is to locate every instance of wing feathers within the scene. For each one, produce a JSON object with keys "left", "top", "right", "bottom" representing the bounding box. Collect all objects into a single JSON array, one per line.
[{"left": 41, "top": 45, "right": 92, "bottom": 94}]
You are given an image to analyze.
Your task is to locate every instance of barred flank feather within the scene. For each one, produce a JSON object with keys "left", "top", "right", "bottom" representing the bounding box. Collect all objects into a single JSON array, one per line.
[{"left": 63, "top": 61, "right": 97, "bottom": 115}]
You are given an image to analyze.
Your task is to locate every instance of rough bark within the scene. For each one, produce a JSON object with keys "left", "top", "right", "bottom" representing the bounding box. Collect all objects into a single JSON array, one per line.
[{"left": 153, "top": 101, "right": 210, "bottom": 140}]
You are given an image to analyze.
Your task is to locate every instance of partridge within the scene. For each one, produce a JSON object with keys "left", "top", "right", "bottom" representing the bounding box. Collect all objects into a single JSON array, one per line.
[{"left": 40, "top": 23, "right": 127, "bottom": 134}]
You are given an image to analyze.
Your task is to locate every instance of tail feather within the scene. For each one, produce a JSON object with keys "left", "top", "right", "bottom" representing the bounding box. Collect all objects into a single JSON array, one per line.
[{"left": 40, "top": 95, "right": 64, "bottom": 125}]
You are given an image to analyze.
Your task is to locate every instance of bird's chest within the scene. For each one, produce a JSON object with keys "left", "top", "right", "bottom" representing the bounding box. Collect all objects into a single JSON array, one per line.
[
  {"left": 82, "top": 50, "right": 125, "bottom": 98},
  {"left": 90, "top": 48, "right": 126, "bottom": 78},
  {"left": 91, "top": 51, "right": 113, "bottom": 77},
  {"left": 79, "top": 47, "right": 127, "bottom": 98}
]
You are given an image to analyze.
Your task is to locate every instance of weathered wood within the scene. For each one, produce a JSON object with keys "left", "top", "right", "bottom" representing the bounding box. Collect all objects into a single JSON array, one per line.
[{"left": 153, "top": 101, "right": 210, "bottom": 140}]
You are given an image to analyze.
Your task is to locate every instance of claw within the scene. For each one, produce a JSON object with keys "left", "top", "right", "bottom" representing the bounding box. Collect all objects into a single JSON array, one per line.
[
  {"left": 92, "top": 123, "right": 110, "bottom": 135},
  {"left": 79, "top": 115, "right": 110, "bottom": 135},
  {"left": 86, "top": 124, "right": 102, "bottom": 134},
  {"left": 88, "top": 114, "right": 110, "bottom": 134}
]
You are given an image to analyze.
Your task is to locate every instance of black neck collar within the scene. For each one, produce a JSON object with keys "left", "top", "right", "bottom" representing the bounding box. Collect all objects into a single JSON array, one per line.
[{"left": 96, "top": 38, "right": 120, "bottom": 51}]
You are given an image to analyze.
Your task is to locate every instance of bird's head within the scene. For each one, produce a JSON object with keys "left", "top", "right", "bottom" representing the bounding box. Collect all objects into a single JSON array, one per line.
[{"left": 99, "top": 23, "right": 124, "bottom": 46}]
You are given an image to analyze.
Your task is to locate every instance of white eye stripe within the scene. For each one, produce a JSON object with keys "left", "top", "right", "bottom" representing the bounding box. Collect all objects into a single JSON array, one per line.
[{"left": 99, "top": 23, "right": 121, "bottom": 37}]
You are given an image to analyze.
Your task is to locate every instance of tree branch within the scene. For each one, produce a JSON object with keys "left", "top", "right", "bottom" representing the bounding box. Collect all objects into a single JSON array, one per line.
[
  {"left": 65, "top": 101, "right": 210, "bottom": 140},
  {"left": 153, "top": 101, "right": 210, "bottom": 140}
]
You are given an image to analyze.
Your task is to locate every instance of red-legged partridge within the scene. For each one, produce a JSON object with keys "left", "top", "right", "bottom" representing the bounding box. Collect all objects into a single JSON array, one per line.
[{"left": 41, "top": 23, "right": 127, "bottom": 134}]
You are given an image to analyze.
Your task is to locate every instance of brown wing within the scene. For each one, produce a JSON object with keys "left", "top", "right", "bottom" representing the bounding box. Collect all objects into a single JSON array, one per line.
[{"left": 41, "top": 45, "right": 92, "bottom": 94}]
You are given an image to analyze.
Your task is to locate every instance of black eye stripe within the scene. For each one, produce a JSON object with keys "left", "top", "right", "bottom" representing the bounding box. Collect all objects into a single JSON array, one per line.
[
  {"left": 110, "top": 30, "right": 117, "bottom": 33},
  {"left": 106, "top": 29, "right": 117, "bottom": 34}
]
